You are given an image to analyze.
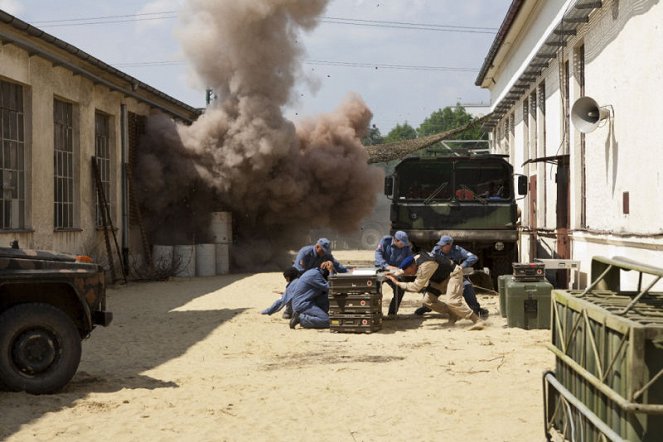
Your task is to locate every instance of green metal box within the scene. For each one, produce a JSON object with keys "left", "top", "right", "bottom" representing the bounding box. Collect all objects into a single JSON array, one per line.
[
  {"left": 329, "top": 313, "right": 382, "bottom": 334},
  {"left": 328, "top": 293, "right": 382, "bottom": 315},
  {"left": 498, "top": 274, "right": 513, "bottom": 318},
  {"left": 505, "top": 278, "right": 552, "bottom": 329},
  {"left": 545, "top": 256, "right": 663, "bottom": 441}
]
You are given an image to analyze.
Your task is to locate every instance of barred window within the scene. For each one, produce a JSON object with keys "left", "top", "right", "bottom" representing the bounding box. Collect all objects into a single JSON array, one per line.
[
  {"left": 95, "top": 112, "right": 111, "bottom": 227},
  {"left": 0, "top": 80, "right": 25, "bottom": 229},
  {"left": 54, "top": 99, "right": 74, "bottom": 229}
]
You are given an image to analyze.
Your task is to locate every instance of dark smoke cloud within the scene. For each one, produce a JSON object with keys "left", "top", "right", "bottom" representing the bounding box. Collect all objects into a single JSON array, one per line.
[{"left": 134, "top": 0, "right": 384, "bottom": 270}]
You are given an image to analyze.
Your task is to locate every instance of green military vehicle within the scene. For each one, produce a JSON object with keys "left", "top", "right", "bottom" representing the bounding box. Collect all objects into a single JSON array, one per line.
[
  {"left": 384, "top": 153, "right": 527, "bottom": 287},
  {"left": 0, "top": 245, "right": 112, "bottom": 394}
]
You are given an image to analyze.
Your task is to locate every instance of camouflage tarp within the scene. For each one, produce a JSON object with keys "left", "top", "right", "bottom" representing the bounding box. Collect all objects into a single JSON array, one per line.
[{"left": 366, "top": 114, "right": 491, "bottom": 164}]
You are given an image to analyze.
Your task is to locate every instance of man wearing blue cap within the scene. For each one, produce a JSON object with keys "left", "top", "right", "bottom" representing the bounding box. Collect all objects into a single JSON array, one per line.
[
  {"left": 385, "top": 252, "right": 484, "bottom": 330},
  {"left": 415, "top": 235, "right": 488, "bottom": 318},
  {"left": 375, "top": 230, "right": 413, "bottom": 315},
  {"left": 294, "top": 237, "right": 348, "bottom": 274}
]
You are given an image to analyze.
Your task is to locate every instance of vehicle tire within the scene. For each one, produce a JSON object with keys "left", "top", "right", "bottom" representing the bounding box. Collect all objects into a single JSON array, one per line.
[
  {"left": 360, "top": 226, "right": 382, "bottom": 250},
  {"left": 492, "top": 253, "right": 514, "bottom": 289},
  {"left": 0, "top": 303, "right": 82, "bottom": 394}
]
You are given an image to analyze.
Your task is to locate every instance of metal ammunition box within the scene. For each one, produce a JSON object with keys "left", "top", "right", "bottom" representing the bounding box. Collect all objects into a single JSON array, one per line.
[
  {"left": 505, "top": 278, "right": 552, "bottom": 329},
  {"left": 329, "top": 273, "right": 381, "bottom": 294},
  {"left": 328, "top": 293, "right": 382, "bottom": 315},
  {"left": 544, "top": 256, "right": 663, "bottom": 441},
  {"left": 512, "top": 262, "right": 546, "bottom": 281},
  {"left": 329, "top": 313, "right": 382, "bottom": 334}
]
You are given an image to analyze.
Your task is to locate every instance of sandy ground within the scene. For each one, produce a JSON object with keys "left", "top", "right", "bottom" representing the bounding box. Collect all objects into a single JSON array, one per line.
[{"left": 0, "top": 250, "right": 554, "bottom": 442}]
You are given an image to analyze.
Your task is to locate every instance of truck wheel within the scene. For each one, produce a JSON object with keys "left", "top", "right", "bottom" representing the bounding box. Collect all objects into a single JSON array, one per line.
[
  {"left": 0, "top": 303, "right": 82, "bottom": 394},
  {"left": 492, "top": 254, "right": 514, "bottom": 288},
  {"left": 360, "top": 226, "right": 382, "bottom": 250}
]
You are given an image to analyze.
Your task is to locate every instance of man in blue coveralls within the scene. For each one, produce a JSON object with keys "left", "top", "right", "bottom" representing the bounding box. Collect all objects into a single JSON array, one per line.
[
  {"left": 294, "top": 237, "right": 348, "bottom": 274},
  {"left": 414, "top": 235, "right": 489, "bottom": 318},
  {"left": 261, "top": 266, "right": 301, "bottom": 319},
  {"left": 374, "top": 230, "right": 413, "bottom": 315},
  {"left": 262, "top": 262, "right": 333, "bottom": 329}
]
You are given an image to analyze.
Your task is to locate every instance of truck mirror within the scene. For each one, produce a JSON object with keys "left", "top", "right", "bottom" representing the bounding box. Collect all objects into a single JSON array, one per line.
[
  {"left": 384, "top": 176, "right": 394, "bottom": 198},
  {"left": 517, "top": 175, "right": 528, "bottom": 196}
]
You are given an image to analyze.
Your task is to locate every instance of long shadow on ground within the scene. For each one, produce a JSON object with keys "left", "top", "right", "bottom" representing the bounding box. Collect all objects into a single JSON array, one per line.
[{"left": 0, "top": 274, "right": 249, "bottom": 439}]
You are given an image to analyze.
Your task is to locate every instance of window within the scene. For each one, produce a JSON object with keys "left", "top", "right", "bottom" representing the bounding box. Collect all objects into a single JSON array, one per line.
[
  {"left": 0, "top": 80, "right": 25, "bottom": 229},
  {"left": 95, "top": 112, "right": 111, "bottom": 227},
  {"left": 54, "top": 99, "right": 74, "bottom": 229}
]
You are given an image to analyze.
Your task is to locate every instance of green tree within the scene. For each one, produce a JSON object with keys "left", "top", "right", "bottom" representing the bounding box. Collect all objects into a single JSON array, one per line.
[
  {"left": 417, "top": 104, "right": 485, "bottom": 139},
  {"left": 417, "top": 104, "right": 487, "bottom": 155},
  {"left": 384, "top": 122, "right": 417, "bottom": 143},
  {"left": 362, "top": 124, "right": 384, "bottom": 145}
]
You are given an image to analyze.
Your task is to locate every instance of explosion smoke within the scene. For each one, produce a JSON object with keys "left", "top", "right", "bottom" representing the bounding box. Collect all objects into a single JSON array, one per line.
[{"left": 134, "top": 0, "right": 384, "bottom": 270}]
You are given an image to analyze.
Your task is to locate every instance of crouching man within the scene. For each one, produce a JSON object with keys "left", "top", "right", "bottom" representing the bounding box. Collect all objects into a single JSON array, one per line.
[
  {"left": 288, "top": 261, "right": 335, "bottom": 329},
  {"left": 385, "top": 253, "right": 485, "bottom": 330}
]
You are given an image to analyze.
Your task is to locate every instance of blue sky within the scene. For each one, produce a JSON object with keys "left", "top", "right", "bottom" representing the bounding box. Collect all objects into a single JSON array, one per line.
[{"left": 1, "top": 0, "right": 511, "bottom": 133}]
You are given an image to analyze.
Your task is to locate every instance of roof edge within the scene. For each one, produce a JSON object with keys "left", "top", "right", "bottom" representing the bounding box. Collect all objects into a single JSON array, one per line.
[{"left": 474, "top": 0, "right": 526, "bottom": 87}]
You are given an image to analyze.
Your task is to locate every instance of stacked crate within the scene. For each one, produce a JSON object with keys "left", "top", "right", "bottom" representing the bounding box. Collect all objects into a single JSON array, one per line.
[
  {"left": 544, "top": 256, "right": 663, "bottom": 441},
  {"left": 328, "top": 272, "right": 382, "bottom": 333}
]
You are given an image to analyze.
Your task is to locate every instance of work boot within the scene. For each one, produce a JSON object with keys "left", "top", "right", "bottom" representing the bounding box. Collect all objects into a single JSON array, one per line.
[
  {"left": 282, "top": 310, "right": 292, "bottom": 319},
  {"left": 289, "top": 312, "right": 300, "bottom": 329},
  {"left": 467, "top": 313, "right": 485, "bottom": 331},
  {"left": 476, "top": 307, "right": 489, "bottom": 320},
  {"left": 414, "top": 306, "right": 432, "bottom": 316},
  {"left": 446, "top": 312, "right": 459, "bottom": 327}
]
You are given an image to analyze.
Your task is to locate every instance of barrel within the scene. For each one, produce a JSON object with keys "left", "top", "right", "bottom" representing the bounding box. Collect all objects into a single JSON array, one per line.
[
  {"left": 173, "top": 245, "right": 196, "bottom": 277},
  {"left": 216, "top": 243, "right": 230, "bottom": 275},
  {"left": 152, "top": 245, "right": 173, "bottom": 270},
  {"left": 209, "top": 212, "right": 232, "bottom": 243},
  {"left": 195, "top": 244, "right": 216, "bottom": 277}
]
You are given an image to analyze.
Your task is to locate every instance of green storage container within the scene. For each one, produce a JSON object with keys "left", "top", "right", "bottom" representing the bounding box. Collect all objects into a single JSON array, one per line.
[
  {"left": 544, "top": 256, "right": 663, "bottom": 442},
  {"left": 505, "top": 278, "right": 552, "bottom": 329},
  {"left": 497, "top": 274, "right": 513, "bottom": 318}
]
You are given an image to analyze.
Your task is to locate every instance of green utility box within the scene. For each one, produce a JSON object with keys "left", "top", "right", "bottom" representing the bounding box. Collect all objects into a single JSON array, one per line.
[
  {"left": 505, "top": 278, "right": 552, "bottom": 329},
  {"left": 498, "top": 274, "right": 513, "bottom": 318},
  {"left": 544, "top": 256, "right": 663, "bottom": 442}
]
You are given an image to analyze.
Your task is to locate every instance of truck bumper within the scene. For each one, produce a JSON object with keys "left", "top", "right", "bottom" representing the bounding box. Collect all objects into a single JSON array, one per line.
[{"left": 92, "top": 310, "right": 113, "bottom": 327}]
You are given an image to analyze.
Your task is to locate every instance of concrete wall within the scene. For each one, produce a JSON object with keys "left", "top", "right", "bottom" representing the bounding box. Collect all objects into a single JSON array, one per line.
[{"left": 485, "top": 0, "right": 663, "bottom": 288}]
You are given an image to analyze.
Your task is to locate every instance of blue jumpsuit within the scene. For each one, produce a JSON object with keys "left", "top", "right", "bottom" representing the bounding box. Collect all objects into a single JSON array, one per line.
[
  {"left": 263, "top": 268, "right": 330, "bottom": 328},
  {"left": 294, "top": 244, "right": 348, "bottom": 274},
  {"left": 290, "top": 268, "right": 330, "bottom": 328}
]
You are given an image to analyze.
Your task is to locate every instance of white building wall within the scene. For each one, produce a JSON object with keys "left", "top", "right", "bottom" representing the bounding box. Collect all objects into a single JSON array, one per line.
[
  {"left": 580, "top": 1, "right": 663, "bottom": 234},
  {"left": 484, "top": 0, "right": 663, "bottom": 287}
]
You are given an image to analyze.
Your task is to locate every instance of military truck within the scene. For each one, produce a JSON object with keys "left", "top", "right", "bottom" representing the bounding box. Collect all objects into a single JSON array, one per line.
[
  {"left": 384, "top": 153, "right": 527, "bottom": 287},
  {"left": 0, "top": 245, "right": 112, "bottom": 394}
]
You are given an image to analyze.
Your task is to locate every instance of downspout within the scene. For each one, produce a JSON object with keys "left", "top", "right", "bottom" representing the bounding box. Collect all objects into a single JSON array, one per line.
[{"left": 120, "top": 105, "right": 129, "bottom": 276}]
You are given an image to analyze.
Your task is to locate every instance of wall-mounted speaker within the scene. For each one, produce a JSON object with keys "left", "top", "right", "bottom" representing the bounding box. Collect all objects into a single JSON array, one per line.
[{"left": 571, "top": 96, "right": 610, "bottom": 133}]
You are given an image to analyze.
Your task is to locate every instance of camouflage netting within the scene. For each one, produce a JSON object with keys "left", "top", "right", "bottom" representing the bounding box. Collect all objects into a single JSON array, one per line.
[{"left": 365, "top": 114, "right": 491, "bottom": 164}]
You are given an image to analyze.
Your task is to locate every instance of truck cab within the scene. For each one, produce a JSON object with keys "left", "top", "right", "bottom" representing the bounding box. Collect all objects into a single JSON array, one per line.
[
  {"left": 384, "top": 154, "right": 527, "bottom": 287},
  {"left": 0, "top": 246, "right": 112, "bottom": 394}
]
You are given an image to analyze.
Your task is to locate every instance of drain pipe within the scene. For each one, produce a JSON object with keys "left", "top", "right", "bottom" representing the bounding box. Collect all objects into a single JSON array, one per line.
[{"left": 120, "top": 104, "right": 129, "bottom": 275}]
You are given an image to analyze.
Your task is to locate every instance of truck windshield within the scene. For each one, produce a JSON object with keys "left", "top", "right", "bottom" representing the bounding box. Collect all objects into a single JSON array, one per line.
[
  {"left": 397, "top": 162, "right": 452, "bottom": 201},
  {"left": 395, "top": 159, "right": 512, "bottom": 202},
  {"left": 454, "top": 160, "right": 511, "bottom": 201}
]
